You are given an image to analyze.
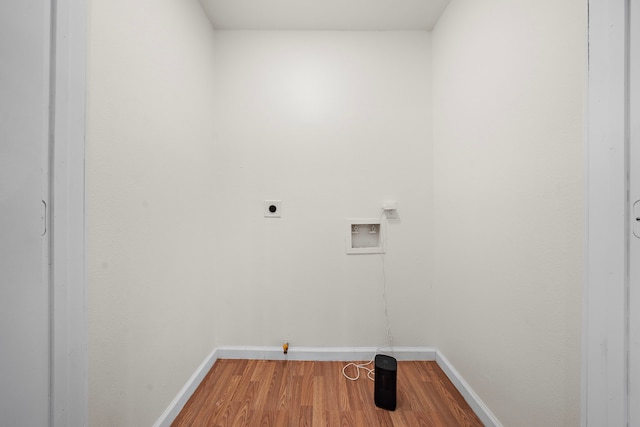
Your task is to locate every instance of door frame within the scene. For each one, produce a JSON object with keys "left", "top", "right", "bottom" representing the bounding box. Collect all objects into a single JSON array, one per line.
[
  {"left": 584, "top": 0, "right": 630, "bottom": 426},
  {"left": 50, "top": 0, "right": 88, "bottom": 425}
]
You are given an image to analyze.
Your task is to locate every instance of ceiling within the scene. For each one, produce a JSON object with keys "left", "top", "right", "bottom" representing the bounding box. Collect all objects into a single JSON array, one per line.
[{"left": 200, "top": 0, "right": 451, "bottom": 31}]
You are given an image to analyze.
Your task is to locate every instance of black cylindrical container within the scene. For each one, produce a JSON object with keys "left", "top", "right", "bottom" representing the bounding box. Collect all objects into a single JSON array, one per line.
[{"left": 374, "top": 354, "right": 397, "bottom": 411}]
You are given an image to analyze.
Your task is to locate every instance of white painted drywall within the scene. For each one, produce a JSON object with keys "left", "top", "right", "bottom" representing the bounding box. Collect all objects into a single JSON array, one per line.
[
  {"left": 432, "top": 1, "right": 585, "bottom": 426},
  {"left": 88, "top": 1, "right": 587, "bottom": 424},
  {"left": 210, "top": 31, "right": 435, "bottom": 348},
  {"left": 88, "top": 24, "right": 434, "bottom": 423},
  {"left": 86, "top": 1, "right": 219, "bottom": 425},
  {"left": 201, "top": 0, "right": 449, "bottom": 30}
]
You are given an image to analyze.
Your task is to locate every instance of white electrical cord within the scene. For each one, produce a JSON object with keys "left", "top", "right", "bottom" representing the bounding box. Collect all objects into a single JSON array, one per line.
[
  {"left": 342, "top": 354, "right": 376, "bottom": 381},
  {"left": 380, "top": 209, "right": 393, "bottom": 351},
  {"left": 342, "top": 210, "right": 393, "bottom": 382}
]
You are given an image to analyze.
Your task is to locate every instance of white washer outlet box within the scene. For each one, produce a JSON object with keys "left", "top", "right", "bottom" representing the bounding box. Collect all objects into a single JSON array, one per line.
[{"left": 346, "top": 218, "right": 385, "bottom": 254}]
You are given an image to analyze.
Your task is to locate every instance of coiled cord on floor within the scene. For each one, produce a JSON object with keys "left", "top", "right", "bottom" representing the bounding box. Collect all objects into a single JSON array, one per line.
[{"left": 342, "top": 353, "right": 376, "bottom": 381}]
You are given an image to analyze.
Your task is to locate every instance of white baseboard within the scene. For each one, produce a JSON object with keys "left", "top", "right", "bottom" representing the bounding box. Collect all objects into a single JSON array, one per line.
[
  {"left": 215, "top": 345, "right": 437, "bottom": 362},
  {"left": 153, "top": 349, "right": 218, "bottom": 427},
  {"left": 435, "top": 352, "right": 502, "bottom": 427},
  {"left": 154, "top": 346, "right": 500, "bottom": 427}
]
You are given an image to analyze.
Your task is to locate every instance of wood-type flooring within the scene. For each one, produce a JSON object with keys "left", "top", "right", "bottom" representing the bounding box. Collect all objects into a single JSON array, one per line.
[{"left": 172, "top": 359, "right": 483, "bottom": 427}]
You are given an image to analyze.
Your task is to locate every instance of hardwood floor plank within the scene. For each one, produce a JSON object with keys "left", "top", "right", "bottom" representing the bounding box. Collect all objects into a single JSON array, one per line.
[
  {"left": 245, "top": 409, "right": 288, "bottom": 426},
  {"left": 289, "top": 406, "right": 312, "bottom": 427},
  {"left": 249, "top": 362, "right": 275, "bottom": 410},
  {"left": 296, "top": 361, "right": 314, "bottom": 407},
  {"left": 172, "top": 359, "right": 483, "bottom": 427},
  {"left": 230, "top": 400, "right": 254, "bottom": 427},
  {"left": 196, "top": 375, "right": 241, "bottom": 427},
  {"left": 172, "top": 360, "right": 235, "bottom": 426},
  {"left": 344, "top": 376, "right": 366, "bottom": 411},
  {"left": 311, "top": 375, "right": 327, "bottom": 427},
  {"left": 271, "top": 361, "right": 291, "bottom": 410},
  {"left": 375, "top": 408, "right": 395, "bottom": 427}
]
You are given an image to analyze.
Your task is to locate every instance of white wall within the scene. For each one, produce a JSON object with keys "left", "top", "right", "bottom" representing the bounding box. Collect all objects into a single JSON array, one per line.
[
  {"left": 87, "top": 16, "right": 435, "bottom": 424},
  {"left": 432, "top": 1, "right": 585, "bottom": 426},
  {"left": 87, "top": 1, "right": 218, "bottom": 425},
  {"left": 210, "top": 31, "right": 435, "bottom": 347},
  {"left": 87, "top": 1, "right": 586, "bottom": 424}
]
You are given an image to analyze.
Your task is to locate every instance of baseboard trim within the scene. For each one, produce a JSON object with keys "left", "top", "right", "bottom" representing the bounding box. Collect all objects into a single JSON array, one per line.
[
  {"left": 154, "top": 346, "right": 500, "bottom": 427},
  {"left": 215, "top": 345, "right": 437, "bottom": 362},
  {"left": 435, "top": 352, "right": 503, "bottom": 427},
  {"left": 153, "top": 348, "right": 218, "bottom": 427}
]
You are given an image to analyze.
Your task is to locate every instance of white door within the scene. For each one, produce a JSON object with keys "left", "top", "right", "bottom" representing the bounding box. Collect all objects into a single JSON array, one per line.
[
  {"left": 0, "top": 0, "right": 51, "bottom": 425},
  {"left": 631, "top": 1, "right": 640, "bottom": 425}
]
